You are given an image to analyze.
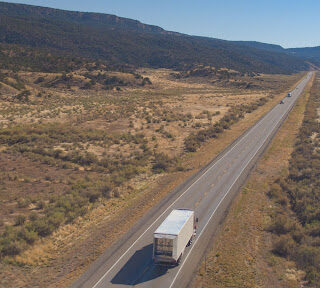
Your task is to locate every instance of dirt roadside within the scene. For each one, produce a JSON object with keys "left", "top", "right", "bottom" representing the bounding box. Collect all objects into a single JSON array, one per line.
[{"left": 192, "top": 73, "right": 315, "bottom": 288}]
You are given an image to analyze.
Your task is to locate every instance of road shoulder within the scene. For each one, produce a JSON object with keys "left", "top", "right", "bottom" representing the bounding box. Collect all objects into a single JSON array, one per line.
[{"left": 192, "top": 73, "right": 314, "bottom": 288}]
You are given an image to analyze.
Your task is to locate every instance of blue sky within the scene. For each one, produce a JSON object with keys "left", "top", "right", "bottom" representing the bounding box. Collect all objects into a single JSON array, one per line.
[{"left": 4, "top": 0, "right": 320, "bottom": 48}]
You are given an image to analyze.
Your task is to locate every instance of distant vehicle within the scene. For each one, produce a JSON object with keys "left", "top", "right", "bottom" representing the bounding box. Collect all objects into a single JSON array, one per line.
[
  {"left": 280, "top": 100, "right": 284, "bottom": 104},
  {"left": 153, "top": 209, "right": 197, "bottom": 265},
  {"left": 287, "top": 92, "right": 292, "bottom": 97}
]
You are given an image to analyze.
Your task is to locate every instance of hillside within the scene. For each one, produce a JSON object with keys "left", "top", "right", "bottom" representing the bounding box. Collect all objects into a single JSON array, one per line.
[
  {"left": 0, "top": 1, "right": 311, "bottom": 74},
  {"left": 288, "top": 46, "right": 320, "bottom": 63},
  {"left": 232, "top": 41, "right": 285, "bottom": 53},
  {"left": 231, "top": 41, "right": 320, "bottom": 64}
]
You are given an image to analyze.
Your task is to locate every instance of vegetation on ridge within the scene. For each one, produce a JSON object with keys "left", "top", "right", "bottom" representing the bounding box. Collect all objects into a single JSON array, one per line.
[{"left": 0, "top": 1, "right": 311, "bottom": 74}]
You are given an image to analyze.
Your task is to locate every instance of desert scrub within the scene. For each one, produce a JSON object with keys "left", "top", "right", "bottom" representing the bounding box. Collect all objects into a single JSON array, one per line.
[
  {"left": 0, "top": 65, "right": 302, "bottom": 278},
  {"left": 0, "top": 124, "right": 148, "bottom": 167},
  {"left": 267, "top": 74, "right": 320, "bottom": 286},
  {"left": 152, "top": 152, "right": 177, "bottom": 173},
  {"left": 0, "top": 146, "right": 153, "bottom": 259},
  {"left": 0, "top": 177, "right": 105, "bottom": 258},
  {"left": 184, "top": 96, "right": 269, "bottom": 152},
  {"left": 0, "top": 128, "right": 154, "bottom": 259}
]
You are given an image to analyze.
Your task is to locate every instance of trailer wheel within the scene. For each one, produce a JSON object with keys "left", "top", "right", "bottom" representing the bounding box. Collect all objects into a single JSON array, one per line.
[{"left": 176, "top": 255, "right": 182, "bottom": 265}]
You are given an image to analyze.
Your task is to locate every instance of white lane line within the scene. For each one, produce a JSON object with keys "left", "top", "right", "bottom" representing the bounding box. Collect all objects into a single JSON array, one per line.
[
  {"left": 91, "top": 75, "right": 309, "bottom": 288},
  {"left": 91, "top": 102, "right": 270, "bottom": 288},
  {"left": 168, "top": 74, "right": 311, "bottom": 288}
]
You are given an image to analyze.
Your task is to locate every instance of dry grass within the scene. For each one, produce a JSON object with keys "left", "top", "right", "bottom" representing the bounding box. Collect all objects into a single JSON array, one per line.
[
  {"left": 0, "top": 68, "right": 301, "bottom": 226},
  {"left": 0, "top": 67, "right": 305, "bottom": 288}
]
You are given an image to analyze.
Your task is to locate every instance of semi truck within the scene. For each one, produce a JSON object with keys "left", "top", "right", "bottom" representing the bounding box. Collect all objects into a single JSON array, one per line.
[{"left": 153, "top": 209, "right": 197, "bottom": 265}]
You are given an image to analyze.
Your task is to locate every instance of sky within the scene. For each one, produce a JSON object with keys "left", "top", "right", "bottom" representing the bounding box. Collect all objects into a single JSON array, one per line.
[{"left": 3, "top": 0, "right": 320, "bottom": 48}]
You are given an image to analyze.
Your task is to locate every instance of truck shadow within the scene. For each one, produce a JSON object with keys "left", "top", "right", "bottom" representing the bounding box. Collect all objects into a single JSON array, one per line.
[{"left": 111, "top": 243, "right": 174, "bottom": 285}]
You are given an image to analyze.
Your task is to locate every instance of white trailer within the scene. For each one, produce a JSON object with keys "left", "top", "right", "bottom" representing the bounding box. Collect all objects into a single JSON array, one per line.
[{"left": 153, "top": 209, "right": 196, "bottom": 265}]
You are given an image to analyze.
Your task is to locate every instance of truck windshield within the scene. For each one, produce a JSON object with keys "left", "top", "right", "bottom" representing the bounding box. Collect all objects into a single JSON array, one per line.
[{"left": 154, "top": 238, "right": 173, "bottom": 256}]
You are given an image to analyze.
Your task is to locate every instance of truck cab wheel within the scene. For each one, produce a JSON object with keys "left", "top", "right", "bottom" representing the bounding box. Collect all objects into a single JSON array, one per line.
[
  {"left": 187, "top": 237, "right": 193, "bottom": 246},
  {"left": 176, "top": 255, "right": 182, "bottom": 265}
]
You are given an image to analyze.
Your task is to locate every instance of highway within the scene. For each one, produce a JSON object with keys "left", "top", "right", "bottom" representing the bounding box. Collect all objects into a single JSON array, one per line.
[{"left": 71, "top": 72, "right": 313, "bottom": 288}]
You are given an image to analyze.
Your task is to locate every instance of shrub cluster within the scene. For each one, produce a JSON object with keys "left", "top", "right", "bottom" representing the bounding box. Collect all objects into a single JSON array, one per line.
[
  {"left": 0, "top": 125, "right": 154, "bottom": 258},
  {"left": 0, "top": 183, "right": 93, "bottom": 258},
  {"left": 152, "top": 152, "right": 176, "bottom": 173},
  {"left": 268, "top": 77, "right": 320, "bottom": 286},
  {"left": 0, "top": 150, "right": 153, "bottom": 258},
  {"left": 81, "top": 71, "right": 151, "bottom": 90},
  {"left": 184, "top": 97, "right": 268, "bottom": 152}
]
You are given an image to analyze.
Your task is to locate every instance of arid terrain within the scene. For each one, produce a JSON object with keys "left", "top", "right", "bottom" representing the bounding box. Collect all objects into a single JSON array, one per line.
[
  {"left": 0, "top": 66, "right": 304, "bottom": 287},
  {"left": 1, "top": 2, "right": 319, "bottom": 288}
]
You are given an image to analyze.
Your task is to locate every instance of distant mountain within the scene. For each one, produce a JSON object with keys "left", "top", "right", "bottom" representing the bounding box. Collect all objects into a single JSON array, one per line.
[
  {"left": 287, "top": 46, "right": 320, "bottom": 62},
  {"left": 231, "top": 41, "right": 320, "bottom": 64},
  {"left": 231, "top": 41, "right": 285, "bottom": 53},
  {"left": 0, "top": 1, "right": 313, "bottom": 73}
]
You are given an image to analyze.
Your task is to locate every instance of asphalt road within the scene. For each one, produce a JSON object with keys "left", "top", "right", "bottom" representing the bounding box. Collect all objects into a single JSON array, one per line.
[{"left": 71, "top": 72, "right": 313, "bottom": 288}]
